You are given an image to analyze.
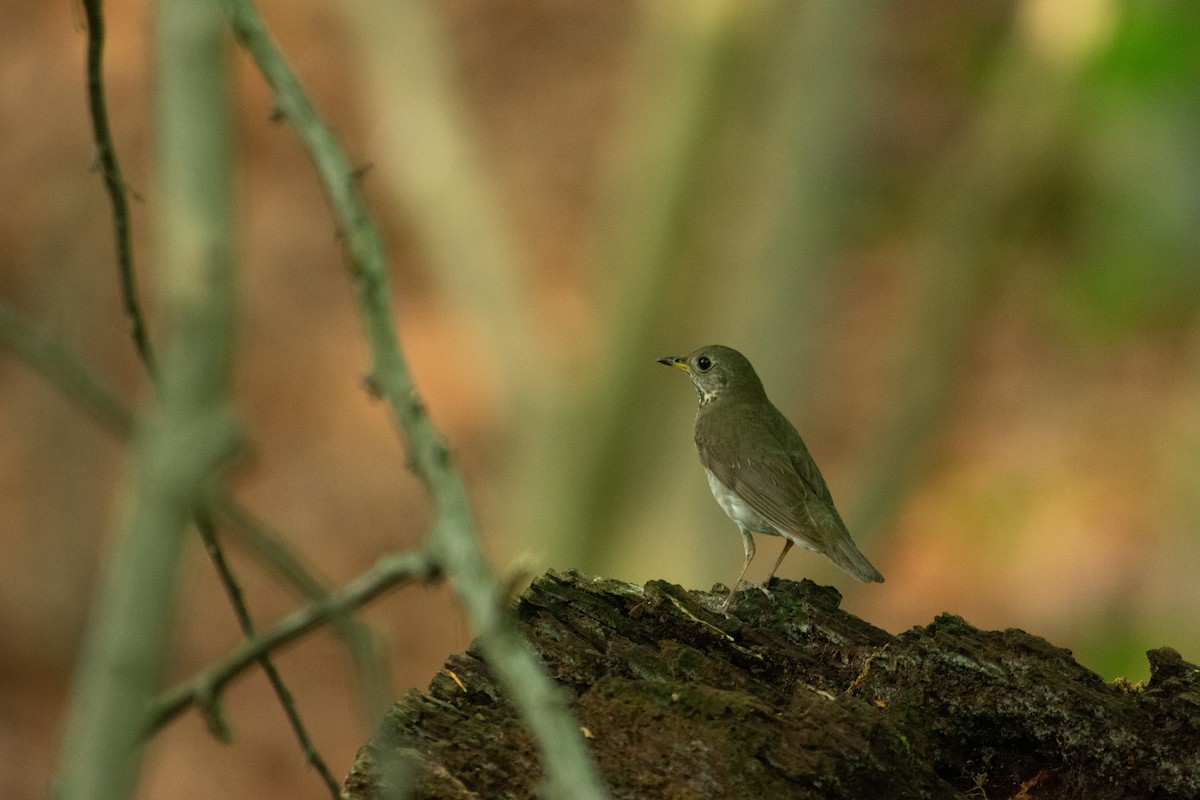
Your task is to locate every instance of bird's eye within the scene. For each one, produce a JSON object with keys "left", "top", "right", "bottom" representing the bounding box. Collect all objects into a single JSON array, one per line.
[{"left": 696, "top": 356, "right": 712, "bottom": 371}]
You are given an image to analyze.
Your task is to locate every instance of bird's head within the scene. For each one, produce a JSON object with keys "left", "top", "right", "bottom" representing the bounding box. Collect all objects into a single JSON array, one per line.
[{"left": 657, "top": 344, "right": 765, "bottom": 406}]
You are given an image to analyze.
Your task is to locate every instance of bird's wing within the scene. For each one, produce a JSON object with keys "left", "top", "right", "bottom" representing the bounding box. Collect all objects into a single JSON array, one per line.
[
  {"left": 764, "top": 405, "right": 837, "bottom": 508},
  {"left": 696, "top": 404, "right": 841, "bottom": 550},
  {"left": 698, "top": 402, "right": 884, "bottom": 582},
  {"left": 698, "top": 406, "right": 884, "bottom": 582}
]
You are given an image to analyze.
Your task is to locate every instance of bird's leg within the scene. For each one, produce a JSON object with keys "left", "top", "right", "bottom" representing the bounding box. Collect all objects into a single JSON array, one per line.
[
  {"left": 758, "top": 539, "right": 794, "bottom": 596},
  {"left": 720, "top": 529, "right": 756, "bottom": 616}
]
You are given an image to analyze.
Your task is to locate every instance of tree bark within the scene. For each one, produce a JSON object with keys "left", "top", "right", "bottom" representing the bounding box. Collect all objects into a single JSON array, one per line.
[{"left": 345, "top": 571, "right": 1200, "bottom": 799}]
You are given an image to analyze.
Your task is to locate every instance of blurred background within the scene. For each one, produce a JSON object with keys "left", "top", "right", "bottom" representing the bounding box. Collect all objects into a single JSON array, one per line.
[{"left": 3, "top": 0, "right": 1200, "bottom": 797}]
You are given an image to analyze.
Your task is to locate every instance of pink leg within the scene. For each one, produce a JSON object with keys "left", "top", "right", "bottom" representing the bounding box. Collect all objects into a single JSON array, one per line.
[
  {"left": 757, "top": 539, "right": 794, "bottom": 595},
  {"left": 720, "top": 528, "right": 756, "bottom": 616}
]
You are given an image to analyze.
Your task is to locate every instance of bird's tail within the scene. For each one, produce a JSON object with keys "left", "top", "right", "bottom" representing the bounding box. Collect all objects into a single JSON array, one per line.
[
  {"left": 826, "top": 536, "right": 884, "bottom": 583},
  {"left": 806, "top": 499, "right": 884, "bottom": 583}
]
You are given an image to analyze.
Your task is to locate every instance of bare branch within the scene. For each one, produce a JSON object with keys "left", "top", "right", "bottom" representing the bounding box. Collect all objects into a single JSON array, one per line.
[
  {"left": 146, "top": 548, "right": 440, "bottom": 735},
  {"left": 210, "top": 492, "right": 394, "bottom": 724},
  {"left": 192, "top": 507, "right": 343, "bottom": 798},
  {"left": 80, "top": 0, "right": 157, "bottom": 375}
]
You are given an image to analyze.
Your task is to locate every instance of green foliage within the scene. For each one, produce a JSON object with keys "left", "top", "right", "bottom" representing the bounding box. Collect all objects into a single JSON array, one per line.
[{"left": 1058, "top": 1, "right": 1200, "bottom": 338}]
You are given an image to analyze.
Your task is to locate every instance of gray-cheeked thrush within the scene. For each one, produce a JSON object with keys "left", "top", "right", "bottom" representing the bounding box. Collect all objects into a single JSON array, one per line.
[{"left": 659, "top": 344, "right": 883, "bottom": 615}]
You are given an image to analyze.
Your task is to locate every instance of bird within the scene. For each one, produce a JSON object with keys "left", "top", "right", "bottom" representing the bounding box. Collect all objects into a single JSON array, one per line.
[{"left": 658, "top": 344, "right": 883, "bottom": 615}]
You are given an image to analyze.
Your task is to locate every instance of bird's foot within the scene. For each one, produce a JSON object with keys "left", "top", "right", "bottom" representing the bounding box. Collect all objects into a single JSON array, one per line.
[
  {"left": 755, "top": 578, "right": 776, "bottom": 602},
  {"left": 718, "top": 583, "right": 745, "bottom": 617},
  {"left": 718, "top": 580, "right": 776, "bottom": 616}
]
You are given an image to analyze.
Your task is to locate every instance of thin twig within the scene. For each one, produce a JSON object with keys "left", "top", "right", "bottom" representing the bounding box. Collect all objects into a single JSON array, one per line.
[
  {"left": 81, "top": 0, "right": 157, "bottom": 376},
  {"left": 216, "top": 1, "right": 609, "bottom": 797},
  {"left": 193, "top": 509, "right": 342, "bottom": 798},
  {"left": 210, "top": 492, "right": 393, "bottom": 724},
  {"left": 147, "top": 548, "right": 440, "bottom": 735}
]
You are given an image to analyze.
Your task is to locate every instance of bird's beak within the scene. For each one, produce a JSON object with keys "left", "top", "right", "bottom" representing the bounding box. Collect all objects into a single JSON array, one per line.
[{"left": 657, "top": 356, "right": 690, "bottom": 372}]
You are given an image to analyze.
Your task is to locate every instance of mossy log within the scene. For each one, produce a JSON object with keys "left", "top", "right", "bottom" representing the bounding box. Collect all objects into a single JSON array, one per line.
[{"left": 345, "top": 571, "right": 1200, "bottom": 799}]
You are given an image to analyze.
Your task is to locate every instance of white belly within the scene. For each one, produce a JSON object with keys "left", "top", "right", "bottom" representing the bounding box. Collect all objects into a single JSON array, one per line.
[
  {"left": 705, "top": 469, "right": 778, "bottom": 536},
  {"left": 704, "top": 468, "right": 821, "bottom": 552}
]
